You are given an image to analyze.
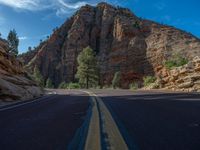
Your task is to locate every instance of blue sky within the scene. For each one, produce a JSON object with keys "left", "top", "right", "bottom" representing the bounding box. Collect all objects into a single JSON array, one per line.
[{"left": 0, "top": 0, "right": 199, "bottom": 53}]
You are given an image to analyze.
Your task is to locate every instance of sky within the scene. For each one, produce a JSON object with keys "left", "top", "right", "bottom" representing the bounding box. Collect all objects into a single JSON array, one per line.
[{"left": 0, "top": 0, "right": 199, "bottom": 53}]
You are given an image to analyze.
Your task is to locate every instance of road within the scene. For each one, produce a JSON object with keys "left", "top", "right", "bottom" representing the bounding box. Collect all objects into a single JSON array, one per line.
[
  {"left": 91, "top": 89, "right": 200, "bottom": 150},
  {"left": 0, "top": 90, "right": 90, "bottom": 150},
  {"left": 1, "top": 89, "right": 200, "bottom": 150}
]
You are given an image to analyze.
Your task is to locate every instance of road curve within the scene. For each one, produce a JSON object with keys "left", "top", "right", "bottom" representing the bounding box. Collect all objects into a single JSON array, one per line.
[{"left": 1, "top": 89, "right": 200, "bottom": 150}]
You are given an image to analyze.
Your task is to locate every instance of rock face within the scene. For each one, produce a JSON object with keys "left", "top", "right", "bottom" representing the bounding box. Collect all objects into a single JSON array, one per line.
[
  {"left": 20, "top": 2, "right": 200, "bottom": 88},
  {"left": 154, "top": 56, "right": 200, "bottom": 92},
  {"left": 0, "top": 38, "right": 43, "bottom": 101}
]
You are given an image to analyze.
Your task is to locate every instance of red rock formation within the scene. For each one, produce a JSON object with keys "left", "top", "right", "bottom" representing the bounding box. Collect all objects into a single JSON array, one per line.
[
  {"left": 20, "top": 2, "right": 200, "bottom": 88},
  {"left": 0, "top": 38, "right": 43, "bottom": 101}
]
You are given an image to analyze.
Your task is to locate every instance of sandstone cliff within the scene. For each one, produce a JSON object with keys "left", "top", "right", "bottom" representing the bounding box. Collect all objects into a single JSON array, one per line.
[
  {"left": 150, "top": 56, "right": 200, "bottom": 92},
  {"left": 0, "top": 38, "right": 43, "bottom": 101},
  {"left": 20, "top": 2, "right": 200, "bottom": 88}
]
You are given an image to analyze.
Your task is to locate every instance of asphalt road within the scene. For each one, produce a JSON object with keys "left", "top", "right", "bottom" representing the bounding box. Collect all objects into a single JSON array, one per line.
[
  {"left": 1, "top": 89, "right": 200, "bottom": 150},
  {"left": 0, "top": 90, "right": 89, "bottom": 150},
  {"left": 92, "top": 89, "right": 200, "bottom": 150}
]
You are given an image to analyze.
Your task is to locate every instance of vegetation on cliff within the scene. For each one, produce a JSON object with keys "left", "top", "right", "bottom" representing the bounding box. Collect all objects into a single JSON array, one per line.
[{"left": 7, "top": 29, "right": 19, "bottom": 57}]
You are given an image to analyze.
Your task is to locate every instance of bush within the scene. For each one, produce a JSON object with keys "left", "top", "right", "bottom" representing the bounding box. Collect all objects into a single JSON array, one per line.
[
  {"left": 133, "top": 21, "right": 140, "bottom": 29},
  {"left": 58, "top": 82, "right": 68, "bottom": 89},
  {"left": 58, "top": 82, "right": 80, "bottom": 89},
  {"left": 164, "top": 54, "right": 188, "bottom": 69},
  {"left": 143, "top": 76, "right": 156, "bottom": 87},
  {"left": 68, "top": 82, "right": 80, "bottom": 89},
  {"left": 112, "top": 72, "right": 121, "bottom": 89},
  {"left": 129, "top": 82, "right": 138, "bottom": 90},
  {"left": 46, "top": 78, "right": 54, "bottom": 88}
]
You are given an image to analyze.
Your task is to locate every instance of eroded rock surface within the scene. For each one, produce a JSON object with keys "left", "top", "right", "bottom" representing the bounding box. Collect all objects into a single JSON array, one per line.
[
  {"left": 0, "top": 38, "right": 43, "bottom": 101},
  {"left": 154, "top": 56, "right": 200, "bottom": 92}
]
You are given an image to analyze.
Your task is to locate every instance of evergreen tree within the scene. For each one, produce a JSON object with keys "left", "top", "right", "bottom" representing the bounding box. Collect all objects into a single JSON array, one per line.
[
  {"left": 76, "top": 46, "right": 98, "bottom": 89},
  {"left": 46, "top": 78, "right": 54, "bottom": 88},
  {"left": 112, "top": 71, "right": 121, "bottom": 89},
  {"left": 28, "top": 46, "right": 32, "bottom": 52},
  {"left": 7, "top": 29, "right": 19, "bottom": 56},
  {"left": 33, "top": 66, "right": 44, "bottom": 87}
]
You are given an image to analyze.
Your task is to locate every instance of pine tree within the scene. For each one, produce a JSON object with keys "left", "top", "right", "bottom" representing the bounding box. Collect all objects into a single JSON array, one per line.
[
  {"left": 46, "top": 78, "right": 54, "bottom": 88},
  {"left": 7, "top": 29, "right": 19, "bottom": 56},
  {"left": 28, "top": 46, "right": 32, "bottom": 52},
  {"left": 112, "top": 71, "right": 121, "bottom": 89},
  {"left": 76, "top": 46, "right": 98, "bottom": 89},
  {"left": 33, "top": 66, "right": 44, "bottom": 87}
]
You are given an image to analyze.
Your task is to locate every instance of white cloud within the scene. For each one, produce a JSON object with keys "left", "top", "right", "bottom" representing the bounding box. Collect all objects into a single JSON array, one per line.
[
  {"left": 58, "top": 0, "right": 87, "bottom": 9},
  {"left": 0, "top": 0, "right": 91, "bottom": 16},
  {"left": 19, "top": 36, "right": 28, "bottom": 40},
  {"left": 55, "top": 0, "right": 89, "bottom": 17},
  {"left": 0, "top": 0, "right": 50, "bottom": 11}
]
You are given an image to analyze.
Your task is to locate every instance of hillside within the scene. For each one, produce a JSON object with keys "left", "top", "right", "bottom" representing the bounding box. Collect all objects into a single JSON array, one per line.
[
  {"left": 20, "top": 2, "right": 200, "bottom": 88},
  {"left": 0, "top": 38, "right": 43, "bottom": 101}
]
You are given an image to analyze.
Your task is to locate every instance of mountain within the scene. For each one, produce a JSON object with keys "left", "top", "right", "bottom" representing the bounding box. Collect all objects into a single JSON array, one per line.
[
  {"left": 20, "top": 2, "right": 200, "bottom": 88},
  {"left": 0, "top": 38, "right": 43, "bottom": 101}
]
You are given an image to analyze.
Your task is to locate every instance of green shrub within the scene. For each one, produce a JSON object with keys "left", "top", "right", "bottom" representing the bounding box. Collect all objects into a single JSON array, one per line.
[
  {"left": 129, "top": 82, "right": 138, "bottom": 90},
  {"left": 133, "top": 21, "right": 140, "bottom": 29},
  {"left": 143, "top": 76, "right": 156, "bottom": 87},
  {"left": 45, "top": 78, "right": 54, "bottom": 88},
  {"left": 164, "top": 54, "right": 188, "bottom": 69},
  {"left": 58, "top": 82, "right": 68, "bottom": 89},
  {"left": 112, "top": 72, "right": 121, "bottom": 89},
  {"left": 68, "top": 82, "right": 80, "bottom": 89}
]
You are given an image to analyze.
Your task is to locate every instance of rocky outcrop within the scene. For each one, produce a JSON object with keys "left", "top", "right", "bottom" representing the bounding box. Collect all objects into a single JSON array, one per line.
[
  {"left": 154, "top": 56, "right": 200, "bottom": 92},
  {"left": 0, "top": 38, "right": 43, "bottom": 101},
  {"left": 20, "top": 2, "right": 200, "bottom": 88}
]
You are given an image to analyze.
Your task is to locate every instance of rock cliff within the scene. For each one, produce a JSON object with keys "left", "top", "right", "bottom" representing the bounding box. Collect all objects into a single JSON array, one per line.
[
  {"left": 0, "top": 38, "right": 43, "bottom": 101},
  {"left": 153, "top": 56, "right": 200, "bottom": 92},
  {"left": 20, "top": 2, "right": 200, "bottom": 88}
]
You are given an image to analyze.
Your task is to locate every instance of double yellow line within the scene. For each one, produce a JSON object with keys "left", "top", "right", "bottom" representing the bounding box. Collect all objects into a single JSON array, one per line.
[{"left": 82, "top": 90, "right": 129, "bottom": 150}]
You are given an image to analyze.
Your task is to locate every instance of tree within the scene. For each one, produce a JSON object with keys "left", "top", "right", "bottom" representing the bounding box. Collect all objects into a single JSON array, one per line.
[
  {"left": 28, "top": 46, "right": 32, "bottom": 52},
  {"left": 33, "top": 66, "right": 44, "bottom": 87},
  {"left": 76, "top": 46, "right": 98, "bottom": 89},
  {"left": 112, "top": 71, "right": 121, "bottom": 89},
  {"left": 7, "top": 29, "right": 19, "bottom": 56},
  {"left": 58, "top": 82, "right": 68, "bottom": 89},
  {"left": 0, "top": 32, "right": 1, "bottom": 38},
  {"left": 46, "top": 78, "right": 54, "bottom": 88}
]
